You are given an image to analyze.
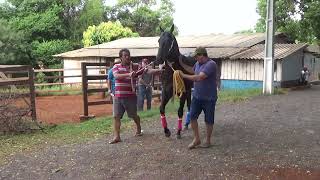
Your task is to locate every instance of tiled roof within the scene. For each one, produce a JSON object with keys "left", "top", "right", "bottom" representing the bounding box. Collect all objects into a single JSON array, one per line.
[{"left": 229, "top": 44, "right": 307, "bottom": 60}]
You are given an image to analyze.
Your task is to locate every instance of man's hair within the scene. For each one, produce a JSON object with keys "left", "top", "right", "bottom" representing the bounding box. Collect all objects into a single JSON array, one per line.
[
  {"left": 142, "top": 58, "right": 149, "bottom": 63},
  {"left": 193, "top": 47, "right": 208, "bottom": 57},
  {"left": 119, "top": 48, "right": 130, "bottom": 58},
  {"left": 198, "top": 52, "right": 208, "bottom": 57}
]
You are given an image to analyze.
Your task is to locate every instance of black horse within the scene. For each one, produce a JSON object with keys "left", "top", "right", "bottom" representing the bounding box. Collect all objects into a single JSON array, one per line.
[{"left": 155, "top": 25, "right": 196, "bottom": 138}]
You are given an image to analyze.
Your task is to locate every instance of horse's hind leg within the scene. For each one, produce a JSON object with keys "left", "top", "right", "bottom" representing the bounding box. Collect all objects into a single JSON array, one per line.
[
  {"left": 160, "top": 89, "right": 172, "bottom": 137},
  {"left": 177, "top": 93, "right": 187, "bottom": 139},
  {"left": 184, "top": 89, "right": 192, "bottom": 130}
]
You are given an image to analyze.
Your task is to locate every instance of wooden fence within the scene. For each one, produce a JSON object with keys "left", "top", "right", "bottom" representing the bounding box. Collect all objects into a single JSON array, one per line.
[
  {"left": 0, "top": 65, "right": 37, "bottom": 121},
  {"left": 80, "top": 62, "right": 111, "bottom": 120}
]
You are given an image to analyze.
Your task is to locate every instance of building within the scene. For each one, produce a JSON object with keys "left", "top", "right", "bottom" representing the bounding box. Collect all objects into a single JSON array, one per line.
[{"left": 54, "top": 33, "right": 316, "bottom": 89}]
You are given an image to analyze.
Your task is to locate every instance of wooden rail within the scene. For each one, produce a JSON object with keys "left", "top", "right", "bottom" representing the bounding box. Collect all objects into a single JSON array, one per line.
[
  {"left": 0, "top": 65, "right": 37, "bottom": 121},
  {"left": 80, "top": 62, "right": 111, "bottom": 121}
]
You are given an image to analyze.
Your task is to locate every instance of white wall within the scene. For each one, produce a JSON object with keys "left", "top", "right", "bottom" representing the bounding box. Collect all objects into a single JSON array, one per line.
[
  {"left": 63, "top": 57, "right": 109, "bottom": 84},
  {"left": 221, "top": 59, "right": 282, "bottom": 81}
]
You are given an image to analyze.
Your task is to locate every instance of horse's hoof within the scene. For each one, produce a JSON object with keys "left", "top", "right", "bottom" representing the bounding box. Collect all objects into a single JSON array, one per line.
[
  {"left": 176, "top": 133, "right": 181, "bottom": 139},
  {"left": 164, "top": 128, "right": 171, "bottom": 137},
  {"left": 184, "top": 125, "right": 189, "bottom": 130}
]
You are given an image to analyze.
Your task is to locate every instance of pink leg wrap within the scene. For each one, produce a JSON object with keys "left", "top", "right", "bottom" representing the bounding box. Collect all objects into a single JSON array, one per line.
[
  {"left": 178, "top": 118, "right": 182, "bottom": 130},
  {"left": 161, "top": 114, "right": 167, "bottom": 128}
]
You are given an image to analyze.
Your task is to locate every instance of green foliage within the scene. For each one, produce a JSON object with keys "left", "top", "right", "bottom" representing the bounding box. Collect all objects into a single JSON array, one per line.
[
  {"left": 32, "top": 39, "right": 72, "bottom": 67},
  {"left": 0, "top": 19, "right": 32, "bottom": 65},
  {"left": 234, "top": 29, "right": 255, "bottom": 34},
  {"left": 35, "top": 72, "right": 46, "bottom": 84},
  {"left": 0, "top": 0, "right": 105, "bottom": 66},
  {"left": 255, "top": 0, "right": 320, "bottom": 44},
  {"left": 105, "top": 0, "right": 177, "bottom": 36},
  {"left": 8, "top": 1, "right": 66, "bottom": 41},
  {"left": 70, "top": 0, "right": 105, "bottom": 45},
  {"left": 82, "top": 21, "right": 139, "bottom": 47},
  {"left": 0, "top": 0, "right": 176, "bottom": 67},
  {"left": 217, "top": 88, "right": 262, "bottom": 104}
]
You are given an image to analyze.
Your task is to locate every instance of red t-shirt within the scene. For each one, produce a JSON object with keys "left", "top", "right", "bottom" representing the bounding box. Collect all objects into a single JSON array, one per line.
[{"left": 112, "top": 63, "right": 143, "bottom": 98}]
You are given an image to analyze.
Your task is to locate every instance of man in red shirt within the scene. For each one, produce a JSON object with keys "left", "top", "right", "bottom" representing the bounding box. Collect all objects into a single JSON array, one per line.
[{"left": 110, "top": 48, "right": 144, "bottom": 144}]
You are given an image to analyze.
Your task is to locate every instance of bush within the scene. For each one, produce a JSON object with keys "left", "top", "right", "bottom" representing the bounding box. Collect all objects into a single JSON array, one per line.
[
  {"left": 32, "top": 39, "right": 73, "bottom": 67},
  {"left": 82, "top": 21, "right": 139, "bottom": 47},
  {"left": 0, "top": 93, "right": 35, "bottom": 134}
]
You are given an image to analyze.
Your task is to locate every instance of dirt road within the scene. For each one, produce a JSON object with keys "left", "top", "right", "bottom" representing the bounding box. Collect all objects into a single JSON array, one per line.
[{"left": 1, "top": 86, "right": 320, "bottom": 179}]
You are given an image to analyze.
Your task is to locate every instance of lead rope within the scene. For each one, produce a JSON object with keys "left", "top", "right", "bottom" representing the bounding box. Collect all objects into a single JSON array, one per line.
[
  {"left": 130, "top": 61, "right": 155, "bottom": 93},
  {"left": 167, "top": 62, "right": 186, "bottom": 100}
]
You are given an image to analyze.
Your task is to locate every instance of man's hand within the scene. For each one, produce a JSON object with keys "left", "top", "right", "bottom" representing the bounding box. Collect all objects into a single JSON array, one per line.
[
  {"left": 130, "top": 71, "right": 137, "bottom": 78},
  {"left": 177, "top": 70, "right": 185, "bottom": 78}
]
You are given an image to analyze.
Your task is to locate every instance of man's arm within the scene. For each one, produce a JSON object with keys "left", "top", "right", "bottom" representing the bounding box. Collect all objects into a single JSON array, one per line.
[
  {"left": 180, "top": 71, "right": 207, "bottom": 82},
  {"left": 107, "top": 80, "right": 112, "bottom": 93},
  {"left": 146, "top": 68, "right": 163, "bottom": 74},
  {"left": 113, "top": 72, "right": 134, "bottom": 79}
]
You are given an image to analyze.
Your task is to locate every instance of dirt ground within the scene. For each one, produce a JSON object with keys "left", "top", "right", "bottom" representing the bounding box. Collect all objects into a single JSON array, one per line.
[
  {"left": 35, "top": 95, "right": 160, "bottom": 124},
  {"left": 1, "top": 86, "right": 320, "bottom": 179},
  {"left": 35, "top": 95, "right": 113, "bottom": 124}
]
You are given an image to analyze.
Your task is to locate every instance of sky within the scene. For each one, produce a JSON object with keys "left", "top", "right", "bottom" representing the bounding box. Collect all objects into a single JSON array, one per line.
[
  {"left": 0, "top": 0, "right": 261, "bottom": 36},
  {"left": 172, "top": 0, "right": 260, "bottom": 36}
]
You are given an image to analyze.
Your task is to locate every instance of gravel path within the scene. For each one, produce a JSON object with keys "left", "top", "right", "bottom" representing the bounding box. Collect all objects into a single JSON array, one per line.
[{"left": 1, "top": 86, "right": 320, "bottom": 179}]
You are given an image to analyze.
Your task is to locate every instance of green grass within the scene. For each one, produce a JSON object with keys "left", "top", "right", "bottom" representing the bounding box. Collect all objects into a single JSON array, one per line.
[
  {"left": 218, "top": 88, "right": 261, "bottom": 103},
  {"left": 35, "top": 85, "right": 82, "bottom": 96},
  {"left": 0, "top": 88, "right": 287, "bottom": 165},
  {"left": 0, "top": 86, "right": 82, "bottom": 96}
]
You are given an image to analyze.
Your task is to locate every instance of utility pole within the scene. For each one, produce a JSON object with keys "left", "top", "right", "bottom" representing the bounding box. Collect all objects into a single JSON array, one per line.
[{"left": 263, "top": 0, "right": 275, "bottom": 94}]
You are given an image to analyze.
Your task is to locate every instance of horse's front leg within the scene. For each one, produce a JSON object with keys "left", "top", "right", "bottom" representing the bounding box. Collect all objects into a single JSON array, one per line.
[{"left": 160, "top": 87, "right": 173, "bottom": 137}]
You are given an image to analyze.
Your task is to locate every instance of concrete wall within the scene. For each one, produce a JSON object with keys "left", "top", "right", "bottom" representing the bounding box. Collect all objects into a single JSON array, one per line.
[
  {"left": 281, "top": 50, "right": 304, "bottom": 86},
  {"left": 304, "top": 52, "right": 320, "bottom": 81}
]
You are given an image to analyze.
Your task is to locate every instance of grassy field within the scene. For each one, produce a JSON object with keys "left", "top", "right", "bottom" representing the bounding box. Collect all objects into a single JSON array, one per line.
[{"left": 0, "top": 88, "right": 286, "bottom": 165}]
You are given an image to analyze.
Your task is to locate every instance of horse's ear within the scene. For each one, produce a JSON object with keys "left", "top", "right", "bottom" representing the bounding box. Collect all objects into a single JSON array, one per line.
[
  {"left": 170, "top": 24, "right": 174, "bottom": 33},
  {"left": 159, "top": 26, "right": 164, "bottom": 33}
]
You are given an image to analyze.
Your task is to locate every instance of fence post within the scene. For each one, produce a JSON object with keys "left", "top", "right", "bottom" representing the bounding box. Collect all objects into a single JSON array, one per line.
[
  {"left": 28, "top": 66, "right": 37, "bottom": 121},
  {"left": 80, "top": 63, "right": 95, "bottom": 121},
  {"left": 59, "top": 71, "right": 62, "bottom": 91},
  {"left": 82, "top": 63, "right": 88, "bottom": 117}
]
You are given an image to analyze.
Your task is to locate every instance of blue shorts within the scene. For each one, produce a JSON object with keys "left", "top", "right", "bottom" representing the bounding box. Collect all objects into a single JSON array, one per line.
[{"left": 190, "top": 97, "right": 217, "bottom": 125}]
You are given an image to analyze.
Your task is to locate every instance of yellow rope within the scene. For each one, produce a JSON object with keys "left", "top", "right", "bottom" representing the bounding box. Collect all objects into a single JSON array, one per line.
[{"left": 173, "top": 70, "right": 185, "bottom": 98}]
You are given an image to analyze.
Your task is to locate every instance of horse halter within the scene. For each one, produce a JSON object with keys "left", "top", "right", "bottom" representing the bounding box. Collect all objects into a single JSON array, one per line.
[{"left": 168, "top": 39, "right": 175, "bottom": 55}]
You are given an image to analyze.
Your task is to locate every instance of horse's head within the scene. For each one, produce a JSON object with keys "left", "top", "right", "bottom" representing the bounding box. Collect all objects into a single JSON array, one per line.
[{"left": 156, "top": 25, "right": 179, "bottom": 65}]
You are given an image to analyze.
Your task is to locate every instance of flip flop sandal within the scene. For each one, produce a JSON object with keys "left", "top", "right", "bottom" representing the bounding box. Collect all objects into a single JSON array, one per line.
[
  {"left": 188, "top": 141, "right": 201, "bottom": 149},
  {"left": 109, "top": 139, "right": 122, "bottom": 144}
]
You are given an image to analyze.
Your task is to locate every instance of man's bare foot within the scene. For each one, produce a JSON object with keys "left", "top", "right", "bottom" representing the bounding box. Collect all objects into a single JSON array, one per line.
[
  {"left": 188, "top": 140, "right": 201, "bottom": 149},
  {"left": 109, "top": 138, "right": 122, "bottom": 144},
  {"left": 200, "top": 142, "right": 212, "bottom": 148}
]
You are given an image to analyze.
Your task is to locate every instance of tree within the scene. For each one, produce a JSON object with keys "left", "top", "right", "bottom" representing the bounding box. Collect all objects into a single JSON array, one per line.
[
  {"left": 69, "top": 0, "right": 105, "bottom": 46},
  {"left": 0, "top": 19, "right": 31, "bottom": 65},
  {"left": 0, "top": 0, "right": 105, "bottom": 66},
  {"left": 255, "top": 0, "right": 320, "bottom": 44},
  {"left": 31, "top": 40, "right": 73, "bottom": 68},
  {"left": 82, "top": 21, "right": 139, "bottom": 47},
  {"left": 105, "top": 0, "right": 177, "bottom": 36}
]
